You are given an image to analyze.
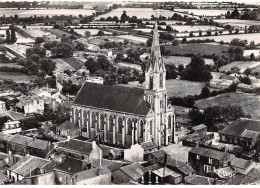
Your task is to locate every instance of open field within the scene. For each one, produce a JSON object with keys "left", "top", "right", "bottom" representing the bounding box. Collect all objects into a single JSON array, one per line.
[
  {"left": 187, "top": 33, "right": 260, "bottom": 44},
  {"left": 116, "top": 62, "right": 142, "bottom": 72},
  {"left": 243, "top": 49, "right": 260, "bottom": 57},
  {"left": 46, "top": 29, "right": 70, "bottom": 38},
  {"left": 116, "top": 35, "right": 148, "bottom": 44},
  {"left": 74, "top": 29, "right": 112, "bottom": 36},
  {"left": 165, "top": 43, "right": 229, "bottom": 56},
  {"left": 174, "top": 8, "right": 233, "bottom": 16},
  {"left": 214, "top": 19, "right": 260, "bottom": 28},
  {"left": 163, "top": 56, "right": 214, "bottom": 67},
  {"left": 0, "top": 72, "right": 35, "bottom": 83},
  {"left": 195, "top": 92, "right": 260, "bottom": 119},
  {"left": 170, "top": 25, "right": 223, "bottom": 32},
  {"left": 18, "top": 28, "right": 46, "bottom": 38},
  {"left": 0, "top": 9, "right": 95, "bottom": 17},
  {"left": 219, "top": 61, "right": 260, "bottom": 73},
  {"left": 53, "top": 59, "right": 76, "bottom": 72},
  {"left": 166, "top": 79, "right": 206, "bottom": 97}
]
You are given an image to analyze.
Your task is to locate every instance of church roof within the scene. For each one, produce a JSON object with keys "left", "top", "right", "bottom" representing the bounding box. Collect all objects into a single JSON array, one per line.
[
  {"left": 73, "top": 82, "right": 151, "bottom": 116},
  {"left": 146, "top": 21, "right": 166, "bottom": 73}
]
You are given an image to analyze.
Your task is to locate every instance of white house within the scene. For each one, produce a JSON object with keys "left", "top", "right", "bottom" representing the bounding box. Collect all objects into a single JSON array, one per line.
[
  {"left": 16, "top": 96, "right": 44, "bottom": 114},
  {"left": 43, "top": 32, "right": 58, "bottom": 42},
  {"left": 0, "top": 101, "right": 6, "bottom": 113},
  {"left": 2, "top": 120, "right": 21, "bottom": 134}
]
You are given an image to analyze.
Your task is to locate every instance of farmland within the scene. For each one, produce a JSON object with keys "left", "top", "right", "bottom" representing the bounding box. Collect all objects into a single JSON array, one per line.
[
  {"left": 214, "top": 19, "right": 260, "bottom": 28},
  {"left": 0, "top": 9, "right": 96, "bottom": 17},
  {"left": 0, "top": 72, "right": 35, "bottom": 83},
  {"left": 46, "top": 29, "right": 70, "bottom": 38},
  {"left": 116, "top": 35, "right": 148, "bottom": 44},
  {"left": 170, "top": 25, "right": 223, "bottom": 32},
  {"left": 74, "top": 29, "right": 112, "bottom": 36},
  {"left": 187, "top": 33, "right": 260, "bottom": 44},
  {"left": 195, "top": 92, "right": 260, "bottom": 119},
  {"left": 163, "top": 56, "right": 214, "bottom": 67},
  {"left": 60, "top": 58, "right": 84, "bottom": 70},
  {"left": 17, "top": 28, "right": 46, "bottom": 38},
  {"left": 53, "top": 59, "right": 76, "bottom": 72},
  {"left": 243, "top": 49, "right": 260, "bottom": 57},
  {"left": 116, "top": 62, "right": 142, "bottom": 72},
  {"left": 219, "top": 61, "right": 260, "bottom": 73},
  {"left": 165, "top": 43, "right": 229, "bottom": 56},
  {"left": 174, "top": 8, "right": 233, "bottom": 16},
  {"left": 166, "top": 79, "right": 206, "bottom": 97}
]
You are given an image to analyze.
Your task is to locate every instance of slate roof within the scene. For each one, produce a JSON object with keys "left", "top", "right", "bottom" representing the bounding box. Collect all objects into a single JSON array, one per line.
[
  {"left": 185, "top": 174, "right": 215, "bottom": 185},
  {"left": 28, "top": 139, "right": 50, "bottom": 150},
  {"left": 73, "top": 82, "right": 151, "bottom": 116},
  {"left": 230, "top": 158, "right": 253, "bottom": 170},
  {"left": 76, "top": 166, "right": 111, "bottom": 182},
  {"left": 220, "top": 118, "right": 260, "bottom": 137},
  {"left": 240, "top": 129, "right": 259, "bottom": 139},
  {"left": 57, "top": 121, "right": 79, "bottom": 131},
  {"left": 8, "top": 155, "right": 50, "bottom": 177},
  {"left": 189, "top": 146, "right": 235, "bottom": 161},
  {"left": 153, "top": 167, "right": 182, "bottom": 178},
  {"left": 62, "top": 139, "right": 93, "bottom": 155},
  {"left": 9, "top": 135, "right": 33, "bottom": 146},
  {"left": 145, "top": 164, "right": 162, "bottom": 172},
  {"left": 225, "top": 168, "right": 260, "bottom": 185},
  {"left": 0, "top": 152, "right": 9, "bottom": 160},
  {"left": 141, "top": 142, "right": 158, "bottom": 150},
  {"left": 120, "top": 162, "right": 148, "bottom": 181},
  {"left": 0, "top": 133, "right": 14, "bottom": 141},
  {"left": 55, "top": 157, "right": 86, "bottom": 174},
  {"left": 148, "top": 150, "right": 166, "bottom": 159}
]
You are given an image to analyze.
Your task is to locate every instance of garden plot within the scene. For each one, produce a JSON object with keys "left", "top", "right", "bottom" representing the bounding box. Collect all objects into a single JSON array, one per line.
[
  {"left": 54, "top": 58, "right": 76, "bottom": 72},
  {"left": 219, "top": 61, "right": 260, "bottom": 73},
  {"left": 214, "top": 19, "right": 260, "bottom": 28},
  {"left": 18, "top": 28, "right": 46, "bottom": 38},
  {"left": 174, "top": 8, "right": 233, "bottom": 16},
  {"left": 163, "top": 56, "right": 214, "bottom": 67}
]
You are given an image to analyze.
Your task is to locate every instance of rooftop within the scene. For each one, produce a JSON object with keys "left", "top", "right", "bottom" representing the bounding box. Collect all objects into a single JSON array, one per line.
[
  {"left": 141, "top": 142, "right": 158, "bottom": 151},
  {"left": 73, "top": 82, "right": 151, "bottom": 116},
  {"left": 28, "top": 139, "right": 50, "bottom": 150},
  {"left": 9, "top": 135, "right": 33, "bottom": 146},
  {"left": 185, "top": 174, "right": 215, "bottom": 185},
  {"left": 57, "top": 121, "right": 79, "bottom": 131},
  {"left": 55, "top": 157, "right": 86, "bottom": 174},
  {"left": 225, "top": 168, "right": 260, "bottom": 185},
  {"left": 75, "top": 166, "right": 111, "bottom": 182},
  {"left": 120, "top": 162, "right": 148, "bottom": 181},
  {"left": 62, "top": 139, "right": 93, "bottom": 155}
]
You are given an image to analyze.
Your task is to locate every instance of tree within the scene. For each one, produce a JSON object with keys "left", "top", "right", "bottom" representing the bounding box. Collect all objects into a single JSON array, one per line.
[
  {"left": 123, "top": 39, "right": 130, "bottom": 45},
  {"left": 250, "top": 53, "right": 255, "bottom": 60},
  {"left": 188, "top": 107, "right": 204, "bottom": 125},
  {"left": 178, "top": 64, "right": 184, "bottom": 73},
  {"left": 146, "top": 38, "right": 153, "bottom": 47},
  {"left": 172, "top": 39, "right": 180, "bottom": 46},
  {"left": 121, "top": 10, "right": 129, "bottom": 22},
  {"left": 166, "top": 64, "right": 178, "bottom": 80},
  {"left": 239, "top": 76, "right": 251, "bottom": 85},
  {"left": 39, "top": 58, "right": 56, "bottom": 75},
  {"left": 181, "top": 55, "right": 212, "bottom": 82},
  {"left": 35, "top": 37, "right": 44, "bottom": 44},
  {"left": 75, "top": 42, "right": 85, "bottom": 51},
  {"left": 97, "top": 30, "right": 104, "bottom": 36},
  {"left": 10, "top": 27, "right": 16, "bottom": 43},
  {"left": 200, "top": 86, "right": 210, "bottom": 98},
  {"left": 244, "top": 68, "right": 252, "bottom": 76},
  {"left": 5, "top": 29, "right": 10, "bottom": 43},
  {"left": 166, "top": 25, "right": 173, "bottom": 32},
  {"left": 85, "top": 31, "right": 91, "bottom": 38}
]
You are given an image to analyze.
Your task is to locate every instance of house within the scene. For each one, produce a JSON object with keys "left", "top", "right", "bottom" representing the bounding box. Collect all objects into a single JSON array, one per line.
[
  {"left": 58, "top": 139, "right": 102, "bottom": 163},
  {"left": 23, "top": 171, "right": 56, "bottom": 185},
  {"left": 229, "top": 157, "right": 256, "bottom": 175},
  {"left": 0, "top": 101, "right": 6, "bottom": 113},
  {"left": 141, "top": 142, "right": 159, "bottom": 154},
  {"left": 0, "top": 133, "right": 13, "bottom": 153},
  {"left": 71, "top": 22, "right": 176, "bottom": 147},
  {"left": 188, "top": 145, "right": 235, "bottom": 174},
  {"left": 7, "top": 155, "right": 51, "bottom": 183},
  {"left": 56, "top": 121, "right": 80, "bottom": 138},
  {"left": 43, "top": 32, "right": 57, "bottom": 42},
  {"left": 0, "top": 171, "right": 9, "bottom": 185},
  {"left": 219, "top": 118, "right": 260, "bottom": 149},
  {"left": 185, "top": 174, "right": 224, "bottom": 185},
  {"left": 112, "top": 162, "right": 148, "bottom": 184},
  {"left": 16, "top": 96, "right": 44, "bottom": 114},
  {"left": 0, "top": 152, "right": 10, "bottom": 168},
  {"left": 124, "top": 144, "right": 144, "bottom": 162},
  {"left": 2, "top": 120, "right": 21, "bottom": 134},
  {"left": 225, "top": 168, "right": 260, "bottom": 185},
  {"left": 27, "top": 138, "right": 52, "bottom": 158},
  {"left": 30, "top": 88, "right": 52, "bottom": 98},
  {"left": 191, "top": 124, "right": 207, "bottom": 134},
  {"left": 71, "top": 166, "right": 111, "bottom": 185},
  {"left": 54, "top": 157, "right": 89, "bottom": 185},
  {"left": 144, "top": 150, "right": 166, "bottom": 164},
  {"left": 152, "top": 167, "right": 183, "bottom": 184},
  {"left": 7, "top": 135, "right": 33, "bottom": 156}
]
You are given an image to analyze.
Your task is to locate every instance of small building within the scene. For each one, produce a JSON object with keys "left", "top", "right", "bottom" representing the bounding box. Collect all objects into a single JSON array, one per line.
[
  {"left": 124, "top": 144, "right": 144, "bottom": 162},
  {"left": 141, "top": 142, "right": 159, "bottom": 154},
  {"left": 0, "top": 101, "right": 6, "bottom": 113},
  {"left": 43, "top": 32, "right": 57, "bottom": 42},
  {"left": 7, "top": 135, "right": 33, "bottom": 156},
  {"left": 2, "top": 120, "right": 21, "bottom": 134},
  {"left": 185, "top": 174, "right": 224, "bottom": 185},
  {"left": 219, "top": 118, "right": 260, "bottom": 149},
  {"left": 7, "top": 155, "right": 51, "bottom": 183},
  {"left": 144, "top": 150, "right": 166, "bottom": 164},
  {"left": 225, "top": 168, "right": 260, "bottom": 185},
  {"left": 152, "top": 167, "right": 183, "bottom": 184},
  {"left": 27, "top": 138, "right": 52, "bottom": 158},
  {"left": 16, "top": 96, "right": 44, "bottom": 114},
  {"left": 188, "top": 145, "right": 235, "bottom": 174},
  {"left": 229, "top": 157, "right": 256, "bottom": 175},
  {"left": 191, "top": 124, "right": 207, "bottom": 134},
  {"left": 56, "top": 121, "right": 80, "bottom": 138}
]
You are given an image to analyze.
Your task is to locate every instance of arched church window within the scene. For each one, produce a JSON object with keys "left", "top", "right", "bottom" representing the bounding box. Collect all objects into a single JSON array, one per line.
[
  {"left": 75, "top": 109, "right": 79, "bottom": 126},
  {"left": 91, "top": 112, "right": 95, "bottom": 128},
  {"left": 109, "top": 115, "right": 114, "bottom": 132},
  {"left": 100, "top": 114, "right": 105, "bottom": 130},
  {"left": 168, "top": 116, "right": 172, "bottom": 129},
  {"left": 150, "top": 121, "right": 153, "bottom": 134},
  {"left": 160, "top": 73, "right": 163, "bottom": 88},
  {"left": 127, "top": 118, "right": 132, "bottom": 135},
  {"left": 149, "top": 76, "right": 153, "bottom": 89},
  {"left": 140, "top": 120, "right": 144, "bottom": 138},
  {"left": 118, "top": 117, "right": 123, "bottom": 134},
  {"left": 83, "top": 111, "right": 88, "bottom": 127}
]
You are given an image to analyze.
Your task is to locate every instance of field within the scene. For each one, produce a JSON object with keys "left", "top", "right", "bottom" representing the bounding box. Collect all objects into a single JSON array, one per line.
[
  {"left": 170, "top": 25, "right": 223, "bottom": 32},
  {"left": 166, "top": 79, "right": 206, "bottom": 97},
  {"left": 74, "top": 29, "right": 112, "bottom": 36},
  {"left": 61, "top": 58, "right": 84, "bottom": 70},
  {"left": 116, "top": 35, "right": 148, "bottom": 44},
  {"left": 0, "top": 9, "right": 95, "bottom": 17},
  {"left": 0, "top": 63, "right": 23, "bottom": 68},
  {"left": 187, "top": 33, "right": 260, "bottom": 44},
  {"left": 243, "top": 49, "right": 260, "bottom": 57},
  {"left": 214, "top": 19, "right": 260, "bottom": 28},
  {"left": 97, "top": 8, "right": 198, "bottom": 20},
  {"left": 53, "top": 59, "right": 76, "bottom": 72},
  {"left": 46, "top": 29, "right": 70, "bottom": 38},
  {"left": 116, "top": 62, "right": 142, "bottom": 71},
  {"left": 165, "top": 43, "right": 229, "bottom": 56},
  {"left": 219, "top": 61, "right": 260, "bottom": 73},
  {"left": 174, "top": 8, "right": 233, "bottom": 16},
  {"left": 163, "top": 56, "right": 214, "bottom": 67},
  {"left": 18, "top": 28, "right": 46, "bottom": 38},
  {"left": 195, "top": 92, "right": 260, "bottom": 119},
  {"left": 0, "top": 72, "right": 35, "bottom": 83}
]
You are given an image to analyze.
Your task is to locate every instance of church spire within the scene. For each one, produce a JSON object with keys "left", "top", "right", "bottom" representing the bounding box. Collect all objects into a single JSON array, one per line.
[{"left": 146, "top": 21, "right": 166, "bottom": 73}]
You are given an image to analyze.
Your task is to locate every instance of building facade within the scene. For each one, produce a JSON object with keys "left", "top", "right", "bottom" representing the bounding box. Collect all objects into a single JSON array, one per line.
[{"left": 71, "top": 22, "right": 175, "bottom": 147}]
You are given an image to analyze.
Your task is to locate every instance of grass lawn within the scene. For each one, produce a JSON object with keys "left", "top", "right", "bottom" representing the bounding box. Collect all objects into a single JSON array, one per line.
[
  {"left": 165, "top": 43, "right": 229, "bottom": 56},
  {"left": 0, "top": 72, "right": 35, "bottom": 83},
  {"left": 163, "top": 56, "right": 214, "bottom": 67},
  {"left": 61, "top": 57, "right": 84, "bottom": 70},
  {"left": 195, "top": 92, "right": 260, "bottom": 119},
  {"left": 166, "top": 79, "right": 206, "bottom": 97},
  {"left": 219, "top": 61, "right": 260, "bottom": 73},
  {"left": 54, "top": 58, "right": 76, "bottom": 72}
]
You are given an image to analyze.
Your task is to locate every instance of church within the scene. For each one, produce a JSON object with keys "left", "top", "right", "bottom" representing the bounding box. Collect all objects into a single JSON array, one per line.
[{"left": 71, "top": 22, "right": 176, "bottom": 147}]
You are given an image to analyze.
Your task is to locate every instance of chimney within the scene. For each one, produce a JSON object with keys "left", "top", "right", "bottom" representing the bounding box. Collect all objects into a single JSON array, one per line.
[{"left": 33, "top": 136, "right": 36, "bottom": 141}]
